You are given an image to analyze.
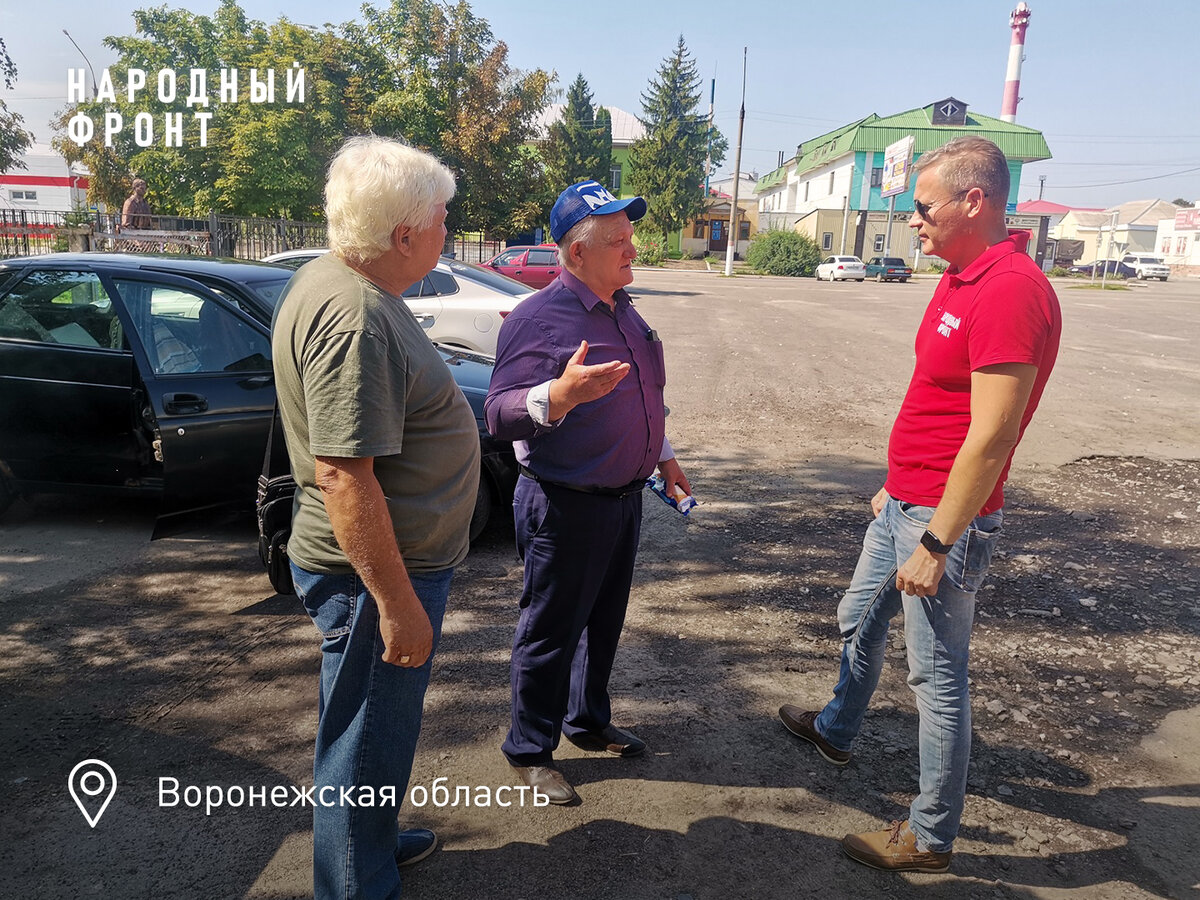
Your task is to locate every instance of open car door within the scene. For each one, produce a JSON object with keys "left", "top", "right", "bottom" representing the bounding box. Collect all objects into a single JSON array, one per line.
[{"left": 108, "top": 270, "right": 285, "bottom": 521}]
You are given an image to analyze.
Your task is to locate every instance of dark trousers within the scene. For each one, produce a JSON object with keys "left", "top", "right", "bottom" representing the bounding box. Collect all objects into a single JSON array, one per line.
[{"left": 502, "top": 474, "right": 643, "bottom": 766}]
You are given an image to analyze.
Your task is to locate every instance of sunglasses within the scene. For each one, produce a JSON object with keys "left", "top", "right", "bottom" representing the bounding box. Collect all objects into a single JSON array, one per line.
[{"left": 912, "top": 189, "right": 987, "bottom": 220}]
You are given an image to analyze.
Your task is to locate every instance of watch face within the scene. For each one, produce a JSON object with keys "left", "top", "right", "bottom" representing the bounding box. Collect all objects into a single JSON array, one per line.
[{"left": 921, "top": 530, "right": 952, "bottom": 555}]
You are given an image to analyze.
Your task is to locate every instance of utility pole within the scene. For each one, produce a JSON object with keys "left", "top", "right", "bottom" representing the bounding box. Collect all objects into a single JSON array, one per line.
[
  {"left": 724, "top": 48, "right": 746, "bottom": 277},
  {"left": 63, "top": 30, "right": 98, "bottom": 98},
  {"left": 840, "top": 192, "right": 850, "bottom": 254},
  {"left": 704, "top": 75, "right": 715, "bottom": 196}
]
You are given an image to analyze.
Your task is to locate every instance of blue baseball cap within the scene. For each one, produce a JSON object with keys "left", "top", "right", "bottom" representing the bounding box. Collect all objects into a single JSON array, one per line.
[{"left": 550, "top": 180, "right": 647, "bottom": 244}]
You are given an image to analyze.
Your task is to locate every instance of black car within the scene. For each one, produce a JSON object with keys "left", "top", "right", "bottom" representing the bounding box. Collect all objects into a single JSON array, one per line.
[
  {"left": 1067, "top": 259, "right": 1136, "bottom": 279},
  {"left": 0, "top": 253, "right": 515, "bottom": 538}
]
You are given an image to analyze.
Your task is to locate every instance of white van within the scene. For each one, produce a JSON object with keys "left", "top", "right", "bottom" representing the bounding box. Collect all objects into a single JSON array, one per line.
[{"left": 1120, "top": 253, "right": 1170, "bottom": 281}]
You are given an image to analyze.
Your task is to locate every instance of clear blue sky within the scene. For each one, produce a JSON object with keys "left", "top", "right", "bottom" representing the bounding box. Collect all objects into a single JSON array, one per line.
[{"left": 4, "top": 0, "right": 1198, "bottom": 208}]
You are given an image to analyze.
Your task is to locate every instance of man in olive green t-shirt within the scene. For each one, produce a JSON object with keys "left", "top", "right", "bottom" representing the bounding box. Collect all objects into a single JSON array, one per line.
[{"left": 270, "top": 136, "right": 478, "bottom": 900}]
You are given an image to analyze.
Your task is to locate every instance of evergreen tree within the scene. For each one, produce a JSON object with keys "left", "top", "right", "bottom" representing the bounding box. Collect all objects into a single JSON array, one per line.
[
  {"left": 629, "top": 36, "right": 725, "bottom": 241},
  {"left": 544, "top": 73, "right": 612, "bottom": 190}
]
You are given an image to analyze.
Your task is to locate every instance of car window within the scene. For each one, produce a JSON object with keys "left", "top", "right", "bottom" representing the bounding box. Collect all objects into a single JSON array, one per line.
[
  {"left": 402, "top": 276, "right": 435, "bottom": 298},
  {"left": 822, "top": 257, "right": 835, "bottom": 265},
  {"left": 882, "top": 258, "right": 905, "bottom": 266},
  {"left": 494, "top": 249, "right": 525, "bottom": 266},
  {"left": 444, "top": 259, "right": 531, "bottom": 298},
  {"left": 426, "top": 269, "right": 460, "bottom": 296},
  {"left": 0, "top": 269, "right": 123, "bottom": 350},
  {"left": 527, "top": 249, "right": 558, "bottom": 267},
  {"left": 114, "top": 278, "right": 271, "bottom": 375}
]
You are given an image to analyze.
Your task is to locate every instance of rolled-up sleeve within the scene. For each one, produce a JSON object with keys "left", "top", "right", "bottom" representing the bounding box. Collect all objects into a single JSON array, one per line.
[{"left": 485, "top": 317, "right": 563, "bottom": 441}]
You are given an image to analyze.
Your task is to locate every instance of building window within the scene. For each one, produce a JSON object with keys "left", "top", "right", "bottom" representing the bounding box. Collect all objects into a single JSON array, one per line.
[
  {"left": 822, "top": 232, "right": 833, "bottom": 251},
  {"left": 693, "top": 220, "right": 706, "bottom": 239},
  {"left": 870, "top": 167, "right": 883, "bottom": 188},
  {"left": 738, "top": 220, "right": 750, "bottom": 241},
  {"left": 10, "top": 190, "right": 37, "bottom": 202},
  {"left": 1177, "top": 236, "right": 1188, "bottom": 254},
  {"left": 610, "top": 165, "right": 622, "bottom": 193},
  {"left": 873, "top": 234, "right": 885, "bottom": 252},
  {"left": 1161, "top": 237, "right": 1172, "bottom": 255}
]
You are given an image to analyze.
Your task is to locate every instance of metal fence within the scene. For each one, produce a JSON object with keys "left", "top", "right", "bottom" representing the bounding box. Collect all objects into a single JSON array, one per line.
[
  {"left": 0, "top": 209, "right": 67, "bottom": 258},
  {"left": 1, "top": 209, "right": 499, "bottom": 265},
  {"left": 450, "top": 235, "right": 502, "bottom": 264}
]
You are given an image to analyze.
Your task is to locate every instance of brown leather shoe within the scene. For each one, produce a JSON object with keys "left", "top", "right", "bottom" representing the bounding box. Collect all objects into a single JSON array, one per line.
[
  {"left": 778, "top": 705, "right": 851, "bottom": 765},
  {"left": 566, "top": 724, "right": 646, "bottom": 757},
  {"left": 841, "top": 820, "right": 952, "bottom": 873},
  {"left": 509, "top": 763, "right": 579, "bottom": 805}
]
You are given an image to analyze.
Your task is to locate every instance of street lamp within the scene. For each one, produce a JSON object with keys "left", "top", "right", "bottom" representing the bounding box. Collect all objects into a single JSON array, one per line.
[{"left": 63, "top": 29, "right": 98, "bottom": 99}]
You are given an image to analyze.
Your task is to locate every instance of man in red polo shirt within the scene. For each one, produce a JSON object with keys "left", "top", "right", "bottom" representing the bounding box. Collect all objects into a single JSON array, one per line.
[{"left": 779, "top": 136, "right": 1061, "bottom": 872}]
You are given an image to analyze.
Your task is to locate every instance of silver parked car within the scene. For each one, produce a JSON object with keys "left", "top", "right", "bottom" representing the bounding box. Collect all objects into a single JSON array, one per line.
[
  {"left": 262, "top": 249, "right": 533, "bottom": 355},
  {"left": 816, "top": 255, "right": 866, "bottom": 282}
]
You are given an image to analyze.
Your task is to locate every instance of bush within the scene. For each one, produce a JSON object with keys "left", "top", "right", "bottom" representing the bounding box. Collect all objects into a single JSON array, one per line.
[
  {"left": 1049, "top": 266, "right": 1071, "bottom": 277},
  {"left": 633, "top": 231, "right": 665, "bottom": 267},
  {"left": 926, "top": 261, "right": 948, "bottom": 273},
  {"left": 745, "top": 229, "right": 823, "bottom": 277}
]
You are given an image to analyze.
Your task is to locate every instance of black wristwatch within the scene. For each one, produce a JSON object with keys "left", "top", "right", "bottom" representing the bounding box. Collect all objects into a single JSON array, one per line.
[{"left": 920, "top": 529, "right": 953, "bottom": 555}]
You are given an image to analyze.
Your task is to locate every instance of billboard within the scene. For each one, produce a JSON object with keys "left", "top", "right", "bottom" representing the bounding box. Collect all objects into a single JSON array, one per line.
[
  {"left": 881, "top": 135, "right": 915, "bottom": 198},
  {"left": 1175, "top": 209, "right": 1200, "bottom": 231}
]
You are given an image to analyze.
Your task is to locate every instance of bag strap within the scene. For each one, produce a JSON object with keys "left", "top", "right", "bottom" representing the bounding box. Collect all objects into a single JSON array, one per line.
[{"left": 262, "top": 401, "right": 281, "bottom": 480}]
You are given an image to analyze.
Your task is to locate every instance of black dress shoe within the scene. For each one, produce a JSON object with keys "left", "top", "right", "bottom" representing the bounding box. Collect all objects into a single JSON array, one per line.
[
  {"left": 509, "top": 763, "right": 579, "bottom": 804},
  {"left": 566, "top": 724, "right": 646, "bottom": 757}
]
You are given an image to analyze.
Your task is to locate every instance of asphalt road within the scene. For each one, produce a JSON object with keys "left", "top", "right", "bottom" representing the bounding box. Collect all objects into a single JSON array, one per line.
[{"left": 1, "top": 269, "right": 1197, "bottom": 899}]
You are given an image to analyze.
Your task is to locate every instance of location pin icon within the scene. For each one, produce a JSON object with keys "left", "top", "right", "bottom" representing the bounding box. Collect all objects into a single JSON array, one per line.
[{"left": 68, "top": 759, "right": 118, "bottom": 828}]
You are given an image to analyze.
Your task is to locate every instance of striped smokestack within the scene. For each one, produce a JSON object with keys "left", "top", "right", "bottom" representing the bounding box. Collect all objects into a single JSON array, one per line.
[{"left": 1000, "top": 2, "right": 1031, "bottom": 123}]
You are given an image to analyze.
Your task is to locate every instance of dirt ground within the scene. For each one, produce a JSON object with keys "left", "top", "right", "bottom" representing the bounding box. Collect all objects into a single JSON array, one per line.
[{"left": 1, "top": 270, "right": 1197, "bottom": 900}]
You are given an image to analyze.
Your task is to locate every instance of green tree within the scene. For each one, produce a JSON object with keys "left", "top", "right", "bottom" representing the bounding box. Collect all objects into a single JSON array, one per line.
[
  {"left": 357, "top": 0, "right": 553, "bottom": 237},
  {"left": 0, "top": 36, "right": 34, "bottom": 175},
  {"left": 544, "top": 74, "right": 613, "bottom": 190},
  {"left": 55, "top": 0, "right": 373, "bottom": 217},
  {"left": 629, "top": 36, "right": 725, "bottom": 242},
  {"left": 1172, "top": 197, "right": 1194, "bottom": 208}
]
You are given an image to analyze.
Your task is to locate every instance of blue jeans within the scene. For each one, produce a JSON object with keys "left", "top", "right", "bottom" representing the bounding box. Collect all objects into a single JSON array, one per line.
[
  {"left": 291, "top": 563, "right": 453, "bottom": 900},
  {"left": 814, "top": 497, "right": 1003, "bottom": 852}
]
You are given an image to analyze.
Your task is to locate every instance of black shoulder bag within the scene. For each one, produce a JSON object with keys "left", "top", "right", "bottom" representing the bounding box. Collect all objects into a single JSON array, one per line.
[{"left": 256, "top": 403, "right": 297, "bottom": 595}]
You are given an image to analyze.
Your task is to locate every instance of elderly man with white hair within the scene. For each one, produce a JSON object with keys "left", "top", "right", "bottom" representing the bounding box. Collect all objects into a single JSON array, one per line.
[{"left": 271, "top": 135, "right": 480, "bottom": 899}]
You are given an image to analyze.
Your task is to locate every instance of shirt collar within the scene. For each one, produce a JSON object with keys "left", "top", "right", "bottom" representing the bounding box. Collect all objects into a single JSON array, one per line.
[
  {"left": 559, "top": 267, "right": 630, "bottom": 312},
  {"left": 947, "top": 234, "right": 1028, "bottom": 286}
]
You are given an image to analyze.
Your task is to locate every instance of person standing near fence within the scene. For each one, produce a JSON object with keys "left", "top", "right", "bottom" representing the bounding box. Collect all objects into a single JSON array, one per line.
[{"left": 121, "top": 178, "right": 151, "bottom": 230}]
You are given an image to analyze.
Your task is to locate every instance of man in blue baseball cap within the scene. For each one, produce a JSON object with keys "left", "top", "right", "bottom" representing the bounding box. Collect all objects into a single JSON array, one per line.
[{"left": 485, "top": 180, "right": 690, "bottom": 804}]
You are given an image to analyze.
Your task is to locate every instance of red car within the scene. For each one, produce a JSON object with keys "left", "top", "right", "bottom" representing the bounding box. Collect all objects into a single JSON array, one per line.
[{"left": 485, "top": 244, "right": 561, "bottom": 289}]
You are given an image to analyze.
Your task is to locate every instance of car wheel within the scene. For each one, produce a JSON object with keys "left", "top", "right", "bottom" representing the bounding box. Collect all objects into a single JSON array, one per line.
[
  {"left": 856, "top": 278, "right": 864, "bottom": 282},
  {"left": 468, "top": 472, "right": 494, "bottom": 542},
  {"left": 0, "top": 474, "right": 14, "bottom": 518},
  {"left": 900, "top": 278, "right": 908, "bottom": 283}
]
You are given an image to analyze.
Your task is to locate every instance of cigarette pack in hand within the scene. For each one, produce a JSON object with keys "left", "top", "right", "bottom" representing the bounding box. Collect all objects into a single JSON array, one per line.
[{"left": 647, "top": 475, "right": 697, "bottom": 516}]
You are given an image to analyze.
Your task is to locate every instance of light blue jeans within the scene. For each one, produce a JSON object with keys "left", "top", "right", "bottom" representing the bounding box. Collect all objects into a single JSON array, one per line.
[
  {"left": 291, "top": 563, "right": 453, "bottom": 900},
  {"left": 814, "top": 496, "right": 1003, "bottom": 852}
]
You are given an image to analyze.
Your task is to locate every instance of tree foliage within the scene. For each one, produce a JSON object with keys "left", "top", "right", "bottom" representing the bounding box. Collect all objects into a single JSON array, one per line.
[
  {"left": 543, "top": 74, "right": 612, "bottom": 190},
  {"left": 0, "top": 36, "right": 35, "bottom": 175},
  {"left": 355, "top": 0, "right": 552, "bottom": 236},
  {"left": 745, "top": 229, "right": 823, "bottom": 277},
  {"left": 629, "top": 36, "right": 725, "bottom": 240},
  {"left": 1172, "top": 197, "right": 1194, "bottom": 208},
  {"left": 53, "top": 0, "right": 552, "bottom": 230}
]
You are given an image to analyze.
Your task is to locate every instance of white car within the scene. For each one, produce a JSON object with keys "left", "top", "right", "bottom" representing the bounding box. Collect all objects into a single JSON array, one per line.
[
  {"left": 816, "top": 255, "right": 866, "bottom": 282},
  {"left": 1120, "top": 253, "right": 1170, "bottom": 282},
  {"left": 262, "top": 249, "right": 533, "bottom": 354}
]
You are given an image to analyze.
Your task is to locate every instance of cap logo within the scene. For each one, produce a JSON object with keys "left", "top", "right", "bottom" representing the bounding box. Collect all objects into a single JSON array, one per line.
[{"left": 581, "top": 185, "right": 619, "bottom": 209}]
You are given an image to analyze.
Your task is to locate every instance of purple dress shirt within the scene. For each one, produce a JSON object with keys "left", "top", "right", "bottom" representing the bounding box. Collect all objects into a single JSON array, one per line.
[{"left": 484, "top": 268, "right": 667, "bottom": 490}]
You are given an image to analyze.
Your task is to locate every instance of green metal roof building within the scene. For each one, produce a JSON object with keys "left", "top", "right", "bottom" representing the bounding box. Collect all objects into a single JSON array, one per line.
[{"left": 754, "top": 98, "right": 1051, "bottom": 260}]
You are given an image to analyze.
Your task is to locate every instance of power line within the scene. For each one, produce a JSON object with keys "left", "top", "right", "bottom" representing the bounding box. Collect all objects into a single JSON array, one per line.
[{"left": 1047, "top": 165, "right": 1200, "bottom": 189}]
